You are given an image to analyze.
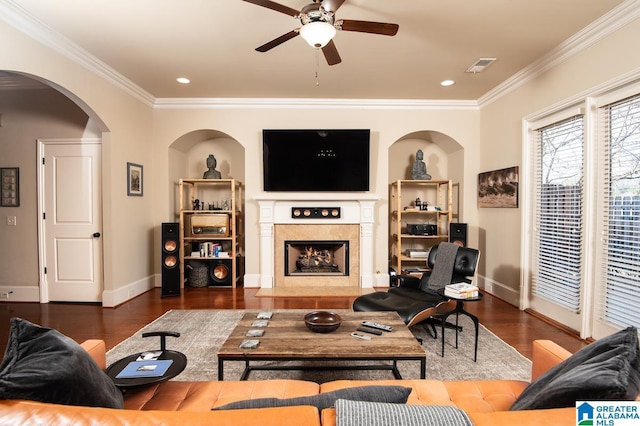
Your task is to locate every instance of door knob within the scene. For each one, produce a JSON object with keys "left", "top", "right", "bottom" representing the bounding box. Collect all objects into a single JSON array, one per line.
[{"left": 93, "top": 232, "right": 101, "bottom": 238}]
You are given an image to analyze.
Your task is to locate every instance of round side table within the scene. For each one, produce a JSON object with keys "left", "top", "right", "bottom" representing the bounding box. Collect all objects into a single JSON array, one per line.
[
  {"left": 436, "top": 288, "right": 483, "bottom": 362},
  {"left": 106, "top": 350, "right": 187, "bottom": 388}
]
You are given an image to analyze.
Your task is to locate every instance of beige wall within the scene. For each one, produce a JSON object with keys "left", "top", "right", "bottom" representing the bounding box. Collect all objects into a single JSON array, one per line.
[
  {"left": 2, "top": 12, "right": 639, "bottom": 307},
  {"left": 0, "top": 19, "right": 155, "bottom": 306},
  {"left": 478, "top": 15, "right": 640, "bottom": 305},
  {"left": 151, "top": 107, "right": 481, "bottom": 287},
  {"left": 0, "top": 89, "right": 98, "bottom": 294}
]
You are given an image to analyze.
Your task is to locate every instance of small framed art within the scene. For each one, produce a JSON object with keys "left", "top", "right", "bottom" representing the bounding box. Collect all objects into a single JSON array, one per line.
[
  {"left": 1, "top": 167, "right": 20, "bottom": 207},
  {"left": 127, "top": 162, "right": 143, "bottom": 196},
  {"left": 478, "top": 166, "right": 519, "bottom": 208}
]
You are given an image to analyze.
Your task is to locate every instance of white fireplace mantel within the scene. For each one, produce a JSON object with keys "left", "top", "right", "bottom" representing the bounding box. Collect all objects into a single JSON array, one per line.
[{"left": 256, "top": 196, "right": 379, "bottom": 289}]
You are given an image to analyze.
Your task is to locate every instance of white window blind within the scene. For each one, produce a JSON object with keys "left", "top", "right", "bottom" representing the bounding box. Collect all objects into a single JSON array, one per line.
[
  {"left": 532, "top": 116, "right": 584, "bottom": 313},
  {"left": 598, "top": 94, "right": 640, "bottom": 329}
]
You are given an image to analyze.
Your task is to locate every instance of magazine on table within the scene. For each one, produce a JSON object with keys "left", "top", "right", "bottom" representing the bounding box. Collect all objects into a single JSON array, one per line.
[{"left": 115, "top": 359, "right": 173, "bottom": 379}]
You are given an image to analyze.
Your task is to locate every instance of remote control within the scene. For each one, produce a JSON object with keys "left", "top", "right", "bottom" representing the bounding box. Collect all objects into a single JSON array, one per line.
[
  {"left": 357, "top": 326, "right": 383, "bottom": 336},
  {"left": 350, "top": 332, "right": 372, "bottom": 341},
  {"left": 361, "top": 321, "right": 393, "bottom": 332}
]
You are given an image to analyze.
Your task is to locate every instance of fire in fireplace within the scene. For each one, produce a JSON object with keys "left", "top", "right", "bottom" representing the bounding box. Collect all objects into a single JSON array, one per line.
[{"left": 284, "top": 240, "right": 349, "bottom": 276}]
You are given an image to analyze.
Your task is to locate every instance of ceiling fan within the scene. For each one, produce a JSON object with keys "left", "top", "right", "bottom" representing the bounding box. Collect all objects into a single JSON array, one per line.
[{"left": 242, "top": 0, "right": 399, "bottom": 65}]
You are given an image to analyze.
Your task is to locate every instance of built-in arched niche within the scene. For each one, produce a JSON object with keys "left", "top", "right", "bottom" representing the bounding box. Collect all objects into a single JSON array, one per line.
[
  {"left": 389, "top": 130, "right": 465, "bottom": 221},
  {"left": 168, "top": 130, "right": 245, "bottom": 218}
]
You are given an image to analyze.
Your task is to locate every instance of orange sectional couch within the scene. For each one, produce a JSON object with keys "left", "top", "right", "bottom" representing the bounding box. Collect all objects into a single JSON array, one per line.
[{"left": 0, "top": 338, "right": 580, "bottom": 425}]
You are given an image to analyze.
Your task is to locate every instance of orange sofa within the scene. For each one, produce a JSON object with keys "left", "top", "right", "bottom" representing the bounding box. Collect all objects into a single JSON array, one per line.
[{"left": 0, "top": 339, "right": 578, "bottom": 425}]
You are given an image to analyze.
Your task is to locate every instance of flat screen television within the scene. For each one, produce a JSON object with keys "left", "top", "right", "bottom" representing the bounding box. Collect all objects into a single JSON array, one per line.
[{"left": 262, "top": 129, "right": 370, "bottom": 192}]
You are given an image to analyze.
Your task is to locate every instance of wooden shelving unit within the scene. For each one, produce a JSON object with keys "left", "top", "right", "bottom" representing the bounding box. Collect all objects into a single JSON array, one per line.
[
  {"left": 179, "top": 179, "right": 243, "bottom": 288},
  {"left": 389, "top": 179, "right": 452, "bottom": 274}
]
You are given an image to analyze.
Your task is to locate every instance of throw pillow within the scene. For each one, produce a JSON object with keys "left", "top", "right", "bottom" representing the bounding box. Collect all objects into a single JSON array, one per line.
[
  {"left": 510, "top": 326, "right": 640, "bottom": 410},
  {"left": 213, "top": 385, "right": 411, "bottom": 411},
  {"left": 0, "top": 317, "right": 124, "bottom": 408},
  {"left": 335, "top": 399, "right": 472, "bottom": 426}
]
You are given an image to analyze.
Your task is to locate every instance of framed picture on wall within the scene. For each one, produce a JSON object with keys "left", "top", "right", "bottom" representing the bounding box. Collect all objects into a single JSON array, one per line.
[
  {"left": 478, "top": 166, "right": 519, "bottom": 208},
  {"left": 127, "top": 162, "right": 143, "bottom": 196},
  {"left": 1, "top": 167, "right": 20, "bottom": 207}
]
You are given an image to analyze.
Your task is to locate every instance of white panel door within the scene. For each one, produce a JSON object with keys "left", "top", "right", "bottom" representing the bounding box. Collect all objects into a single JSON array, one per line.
[{"left": 42, "top": 141, "right": 102, "bottom": 302}]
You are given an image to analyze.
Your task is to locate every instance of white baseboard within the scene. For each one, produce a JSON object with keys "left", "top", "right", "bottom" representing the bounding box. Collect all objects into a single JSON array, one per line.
[
  {"left": 243, "top": 274, "right": 261, "bottom": 288},
  {"left": 102, "top": 275, "right": 155, "bottom": 307},
  {"left": 477, "top": 274, "right": 521, "bottom": 308},
  {"left": 373, "top": 273, "right": 391, "bottom": 287}
]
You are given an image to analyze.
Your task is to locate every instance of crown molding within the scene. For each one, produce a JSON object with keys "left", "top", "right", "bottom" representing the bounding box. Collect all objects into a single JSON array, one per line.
[
  {"left": 478, "top": 0, "right": 640, "bottom": 108},
  {"left": 153, "top": 97, "right": 479, "bottom": 110},
  {"left": 0, "top": 0, "right": 155, "bottom": 107}
]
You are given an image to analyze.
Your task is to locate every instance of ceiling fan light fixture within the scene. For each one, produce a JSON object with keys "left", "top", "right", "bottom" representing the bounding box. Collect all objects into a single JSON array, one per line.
[{"left": 299, "top": 21, "right": 336, "bottom": 48}]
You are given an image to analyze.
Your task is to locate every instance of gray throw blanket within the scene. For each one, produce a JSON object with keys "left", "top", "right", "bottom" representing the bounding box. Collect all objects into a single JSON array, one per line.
[
  {"left": 336, "top": 399, "right": 473, "bottom": 426},
  {"left": 426, "top": 242, "right": 459, "bottom": 290}
]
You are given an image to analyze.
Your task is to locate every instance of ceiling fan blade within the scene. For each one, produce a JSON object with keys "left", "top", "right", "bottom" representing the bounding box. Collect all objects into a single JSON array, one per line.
[
  {"left": 338, "top": 19, "right": 399, "bottom": 36},
  {"left": 320, "top": 0, "right": 346, "bottom": 13},
  {"left": 255, "top": 30, "right": 299, "bottom": 52},
  {"left": 322, "top": 40, "right": 342, "bottom": 66},
  {"left": 242, "top": 0, "right": 299, "bottom": 17}
]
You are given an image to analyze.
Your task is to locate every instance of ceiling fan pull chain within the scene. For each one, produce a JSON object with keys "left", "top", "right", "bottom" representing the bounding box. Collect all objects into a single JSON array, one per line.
[{"left": 315, "top": 48, "right": 321, "bottom": 86}]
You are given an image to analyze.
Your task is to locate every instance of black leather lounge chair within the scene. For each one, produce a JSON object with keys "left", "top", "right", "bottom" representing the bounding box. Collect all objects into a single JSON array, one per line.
[{"left": 352, "top": 243, "right": 480, "bottom": 331}]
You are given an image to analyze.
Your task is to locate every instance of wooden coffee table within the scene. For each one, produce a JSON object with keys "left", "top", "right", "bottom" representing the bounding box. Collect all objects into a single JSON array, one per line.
[{"left": 217, "top": 311, "right": 426, "bottom": 381}]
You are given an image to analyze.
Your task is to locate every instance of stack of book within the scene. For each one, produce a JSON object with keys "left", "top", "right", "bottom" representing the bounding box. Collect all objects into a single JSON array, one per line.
[{"left": 444, "top": 283, "right": 479, "bottom": 299}]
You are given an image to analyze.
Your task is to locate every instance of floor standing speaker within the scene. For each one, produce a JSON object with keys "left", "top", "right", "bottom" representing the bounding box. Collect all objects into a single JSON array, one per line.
[
  {"left": 161, "top": 222, "right": 180, "bottom": 297},
  {"left": 449, "top": 223, "right": 468, "bottom": 247},
  {"left": 208, "top": 258, "right": 233, "bottom": 287}
]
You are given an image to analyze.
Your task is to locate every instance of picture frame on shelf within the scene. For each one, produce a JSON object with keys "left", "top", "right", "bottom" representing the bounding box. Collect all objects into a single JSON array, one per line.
[
  {"left": 1, "top": 167, "right": 20, "bottom": 207},
  {"left": 477, "top": 166, "right": 519, "bottom": 208},
  {"left": 127, "top": 162, "right": 143, "bottom": 196}
]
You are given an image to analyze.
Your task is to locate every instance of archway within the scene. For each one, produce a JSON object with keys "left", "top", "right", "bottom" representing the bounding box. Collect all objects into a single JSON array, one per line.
[
  {"left": 167, "top": 130, "right": 246, "bottom": 219},
  {"left": 0, "top": 71, "right": 108, "bottom": 303}
]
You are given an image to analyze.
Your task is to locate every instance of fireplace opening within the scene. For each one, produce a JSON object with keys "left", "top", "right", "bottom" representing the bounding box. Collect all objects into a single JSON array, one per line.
[{"left": 285, "top": 240, "right": 349, "bottom": 276}]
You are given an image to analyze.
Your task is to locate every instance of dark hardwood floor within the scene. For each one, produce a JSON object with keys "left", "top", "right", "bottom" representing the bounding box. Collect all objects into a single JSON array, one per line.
[{"left": 0, "top": 287, "right": 588, "bottom": 360}]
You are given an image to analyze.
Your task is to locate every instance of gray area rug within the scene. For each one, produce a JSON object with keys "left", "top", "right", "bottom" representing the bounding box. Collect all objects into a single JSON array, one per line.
[{"left": 106, "top": 309, "right": 531, "bottom": 383}]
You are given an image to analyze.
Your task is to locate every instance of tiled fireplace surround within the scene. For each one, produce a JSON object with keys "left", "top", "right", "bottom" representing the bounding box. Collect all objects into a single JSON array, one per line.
[{"left": 257, "top": 197, "right": 377, "bottom": 289}]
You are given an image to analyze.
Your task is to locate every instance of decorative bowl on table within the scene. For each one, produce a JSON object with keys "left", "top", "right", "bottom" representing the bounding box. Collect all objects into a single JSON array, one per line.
[{"left": 304, "top": 311, "right": 342, "bottom": 333}]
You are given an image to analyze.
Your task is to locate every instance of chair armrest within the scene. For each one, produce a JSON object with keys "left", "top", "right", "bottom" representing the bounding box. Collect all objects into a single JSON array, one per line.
[
  {"left": 531, "top": 340, "right": 572, "bottom": 381},
  {"left": 396, "top": 274, "right": 422, "bottom": 289},
  {"left": 81, "top": 339, "right": 107, "bottom": 370}
]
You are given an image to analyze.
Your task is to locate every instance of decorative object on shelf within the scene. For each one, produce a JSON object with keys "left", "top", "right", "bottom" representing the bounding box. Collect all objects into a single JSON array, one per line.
[
  {"left": 126, "top": 162, "right": 143, "bottom": 196},
  {"left": 411, "top": 149, "right": 431, "bottom": 180},
  {"left": 478, "top": 166, "right": 519, "bottom": 208},
  {"left": 304, "top": 311, "right": 342, "bottom": 333},
  {"left": 202, "top": 154, "right": 222, "bottom": 179},
  {"left": 1, "top": 167, "right": 19, "bottom": 207}
]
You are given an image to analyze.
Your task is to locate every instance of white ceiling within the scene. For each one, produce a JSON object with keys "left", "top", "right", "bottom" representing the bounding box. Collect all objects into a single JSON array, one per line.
[{"left": 1, "top": 0, "right": 631, "bottom": 101}]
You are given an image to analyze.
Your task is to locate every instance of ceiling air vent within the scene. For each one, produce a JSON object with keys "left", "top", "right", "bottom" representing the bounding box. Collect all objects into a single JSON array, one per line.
[{"left": 465, "top": 58, "right": 496, "bottom": 73}]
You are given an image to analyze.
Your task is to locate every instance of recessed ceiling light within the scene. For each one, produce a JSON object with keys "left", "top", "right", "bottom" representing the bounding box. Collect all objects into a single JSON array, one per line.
[
  {"left": 176, "top": 77, "right": 191, "bottom": 84},
  {"left": 440, "top": 80, "right": 455, "bottom": 87}
]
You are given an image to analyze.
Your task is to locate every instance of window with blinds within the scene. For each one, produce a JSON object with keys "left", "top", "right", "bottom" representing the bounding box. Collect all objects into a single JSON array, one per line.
[
  {"left": 532, "top": 116, "right": 584, "bottom": 313},
  {"left": 598, "top": 94, "right": 640, "bottom": 329}
]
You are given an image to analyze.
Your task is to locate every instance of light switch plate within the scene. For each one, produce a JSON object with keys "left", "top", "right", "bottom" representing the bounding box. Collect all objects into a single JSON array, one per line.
[{"left": 6, "top": 216, "right": 16, "bottom": 226}]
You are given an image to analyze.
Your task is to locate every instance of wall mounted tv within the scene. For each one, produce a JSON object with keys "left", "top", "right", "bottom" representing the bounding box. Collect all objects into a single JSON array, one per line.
[{"left": 263, "top": 129, "right": 370, "bottom": 192}]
